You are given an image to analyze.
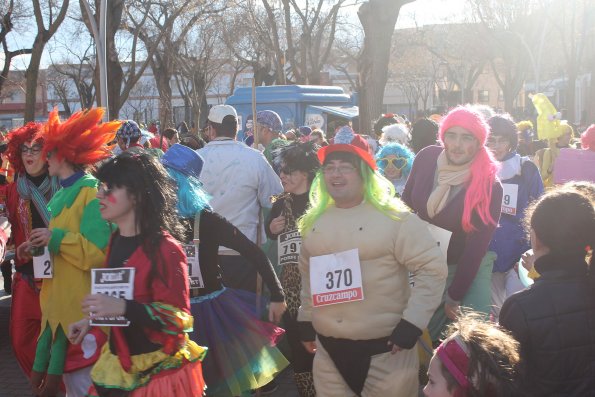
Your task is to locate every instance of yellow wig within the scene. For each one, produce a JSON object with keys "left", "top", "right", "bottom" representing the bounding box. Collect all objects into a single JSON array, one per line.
[{"left": 40, "top": 108, "right": 121, "bottom": 165}]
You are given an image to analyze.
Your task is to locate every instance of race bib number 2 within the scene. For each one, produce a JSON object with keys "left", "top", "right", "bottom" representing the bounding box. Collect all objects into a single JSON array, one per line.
[
  {"left": 33, "top": 247, "right": 53, "bottom": 279},
  {"left": 310, "top": 248, "right": 364, "bottom": 307}
]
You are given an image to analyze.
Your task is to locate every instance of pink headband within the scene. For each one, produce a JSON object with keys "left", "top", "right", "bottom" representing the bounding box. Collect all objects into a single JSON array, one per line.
[{"left": 436, "top": 336, "right": 471, "bottom": 390}]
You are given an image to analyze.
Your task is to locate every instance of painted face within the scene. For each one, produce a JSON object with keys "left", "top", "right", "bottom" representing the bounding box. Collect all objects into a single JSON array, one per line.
[
  {"left": 443, "top": 126, "right": 481, "bottom": 166},
  {"left": 322, "top": 159, "right": 364, "bottom": 208},
  {"left": 378, "top": 154, "right": 406, "bottom": 180},
  {"left": 96, "top": 182, "right": 135, "bottom": 225},
  {"left": 487, "top": 135, "right": 512, "bottom": 161},
  {"left": 279, "top": 163, "right": 309, "bottom": 195},
  {"left": 423, "top": 356, "right": 455, "bottom": 397},
  {"left": 21, "top": 141, "right": 46, "bottom": 177}
]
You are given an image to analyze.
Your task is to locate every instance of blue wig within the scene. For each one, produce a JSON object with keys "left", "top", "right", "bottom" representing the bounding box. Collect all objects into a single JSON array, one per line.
[
  {"left": 375, "top": 143, "right": 415, "bottom": 179},
  {"left": 166, "top": 167, "right": 211, "bottom": 218}
]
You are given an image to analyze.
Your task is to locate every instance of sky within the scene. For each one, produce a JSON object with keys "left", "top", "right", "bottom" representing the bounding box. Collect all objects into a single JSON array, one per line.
[{"left": 5, "top": 0, "right": 469, "bottom": 70}]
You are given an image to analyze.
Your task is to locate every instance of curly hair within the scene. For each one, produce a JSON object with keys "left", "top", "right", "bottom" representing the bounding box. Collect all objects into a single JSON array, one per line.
[
  {"left": 438, "top": 312, "right": 521, "bottom": 397},
  {"left": 96, "top": 152, "right": 184, "bottom": 281},
  {"left": 6, "top": 122, "right": 44, "bottom": 174}
]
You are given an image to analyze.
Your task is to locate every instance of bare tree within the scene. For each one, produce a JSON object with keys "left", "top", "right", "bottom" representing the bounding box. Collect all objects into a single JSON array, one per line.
[
  {"left": 24, "top": 0, "right": 69, "bottom": 122},
  {"left": 0, "top": 0, "right": 31, "bottom": 97},
  {"left": 357, "top": 0, "right": 415, "bottom": 133}
]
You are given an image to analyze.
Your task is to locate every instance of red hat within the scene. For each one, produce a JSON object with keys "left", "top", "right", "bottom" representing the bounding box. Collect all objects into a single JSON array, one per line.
[{"left": 318, "top": 126, "right": 377, "bottom": 170}]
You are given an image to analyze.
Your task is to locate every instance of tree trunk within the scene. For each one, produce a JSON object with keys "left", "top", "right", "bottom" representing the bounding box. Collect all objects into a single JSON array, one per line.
[
  {"left": 24, "top": 37, "right": 44, "bottom": 121},
  {"left": 152, "top": 60, "right": 173, "bottom": 128},
  {"left": 357, "top": 0, "right": 414, "bottom": 134}
]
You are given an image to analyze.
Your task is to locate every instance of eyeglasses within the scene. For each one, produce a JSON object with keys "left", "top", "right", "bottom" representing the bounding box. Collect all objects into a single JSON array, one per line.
[
  {"left": 322, "top": 164, "right": 357, "bottom": 175},
  {"left": 20, "top": 144, "right": 42, "bottom": 155},
  {"left": 377, "top": 156, "right": 408, "bottom": 170},
  {"left": 98, "top": 183, "right": 114, "bottom": 196}
]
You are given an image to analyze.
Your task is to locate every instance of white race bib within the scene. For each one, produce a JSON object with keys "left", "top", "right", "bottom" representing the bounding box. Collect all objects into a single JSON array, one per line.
[
  {"left": 278, "top": 229, "right": 301, "bottom": 266},
  {"left": 501, "top": 183, "right": 519, "bottom": 215},
  {"left": 90, "top": 267, "right": 135, "bottom": 327},
  {"left": 310, "top": 248, "right": 364, "bottom": 307},
  {"left": 33, "top": 247, "right": 53, "bottom": 279},
  {"left": 184, "top": 244, "right": 204, "bottom": 290},
  {"left": 426, "top": 224, "right": 452, "bottom": 259}
]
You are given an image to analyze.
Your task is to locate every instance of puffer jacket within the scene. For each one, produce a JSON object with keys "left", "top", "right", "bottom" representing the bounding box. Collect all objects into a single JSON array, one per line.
[{"left": 500, "top": 252, "right": 595, "bottom": 396}]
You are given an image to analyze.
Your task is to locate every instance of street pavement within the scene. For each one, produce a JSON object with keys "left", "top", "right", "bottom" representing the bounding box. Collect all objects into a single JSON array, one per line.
[{"left": 0, "top": 268, "right": 298, "bottom": 397}]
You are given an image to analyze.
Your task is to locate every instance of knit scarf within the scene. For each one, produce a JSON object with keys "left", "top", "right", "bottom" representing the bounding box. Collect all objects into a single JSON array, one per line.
[
  {"left": 427, "top": 151, "right": 471, "bottom": 218},
  {"left": 16, "top": 173, "right": 61, "bottom": 226}
]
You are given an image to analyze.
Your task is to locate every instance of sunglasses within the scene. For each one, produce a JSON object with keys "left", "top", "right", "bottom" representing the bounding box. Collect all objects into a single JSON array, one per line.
[
  {"left": 377, "top": 156, "right": 408, "bottom": 170},
  {"left": 98, "top": 183, "right": 114, "bottom": 196},
  {"left": 20, "top": 144, "right": 42, "bottom": 155}
]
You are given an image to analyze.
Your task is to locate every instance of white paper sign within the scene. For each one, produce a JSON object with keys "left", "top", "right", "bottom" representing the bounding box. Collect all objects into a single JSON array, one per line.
[
  {"left": 90, "top": 267, "right": 135, "bottom": 327},
  {"left": 427, "top": 224, "right": 452, "bottom": 258},
  {"left": 33, "top": 247, "right": 53, "bottom": 279},
  {"left": 310, "top": 248, "right": 364, "bottom": 307},
  {"left": 278, "top": 229, "right": 301, "bottom": 266},
  {"left": 183, "top": 244, "right": 204, "bottom": 290},
  {"left": 501, "top": 183, "right": 519, "bottom": 215}
]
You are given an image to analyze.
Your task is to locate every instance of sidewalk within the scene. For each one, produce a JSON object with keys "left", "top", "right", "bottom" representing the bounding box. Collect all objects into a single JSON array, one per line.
[{"left": 0, "top": 270, "right": 298, "bottom": 397}]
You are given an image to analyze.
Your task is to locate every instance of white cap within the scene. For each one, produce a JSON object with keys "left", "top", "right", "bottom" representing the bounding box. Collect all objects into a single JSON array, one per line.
[{"left": 208, "top": 105, "right": 237, "bottom": 124}]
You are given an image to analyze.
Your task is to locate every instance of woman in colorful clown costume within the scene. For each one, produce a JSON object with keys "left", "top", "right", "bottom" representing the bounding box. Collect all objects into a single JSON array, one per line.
[
  {"left": 5, "top": 123, "right": 60, "bottom": 380},
  {"left": 160, "top": 143, "right": 288, "bottom": 397},
  {"left": 21, "top": 109, "right": 118, "bottom": 396},
  {"left": 375, "top": 143, "right": 414, "bottom": 197},
  {"left": 68, "top": 152, "right": 206, "bottom": 397}
]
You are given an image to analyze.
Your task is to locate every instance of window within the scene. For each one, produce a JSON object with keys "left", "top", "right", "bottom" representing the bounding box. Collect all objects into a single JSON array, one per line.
[
  {"left": 478, "top": 90, "right": 489, "bottom": 103},
  {"left": 498, "top": 90, "right": 504, "bottom": 101}
]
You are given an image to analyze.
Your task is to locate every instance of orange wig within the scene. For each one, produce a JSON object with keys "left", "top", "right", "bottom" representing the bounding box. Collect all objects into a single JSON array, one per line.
[
  {"left": 6, "top": 122, "right": 45, "bottom": 174},
  {"left": 40, "top": 108, "right": 121, "bottom": 166}
]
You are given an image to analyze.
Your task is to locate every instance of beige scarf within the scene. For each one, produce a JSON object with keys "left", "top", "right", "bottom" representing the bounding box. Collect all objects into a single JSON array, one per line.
[{"left": 426, "top": 151, "right": 471, "bottom": 218}]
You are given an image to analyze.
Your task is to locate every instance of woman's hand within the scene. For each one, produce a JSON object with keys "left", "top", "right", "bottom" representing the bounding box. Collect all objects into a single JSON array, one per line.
[
  {"left": 520, "top": 250, "right": 535, "bottom": 272},
  {"left": 82, "top": 293, "right": 126, "bottom": 319},
  {"left": 268, "top": 301, "right": 287, "bottom": 324},
  {"left": 29, "top": 228, "right": 51, "bottom": 247},
  {"left": 17, "top": 241, "right": 33, "bottom": 262},
  {"left": 68, "top": 318, "right": 91, "bottom": 344},
  {"left": 269, "top": 215, "right": 286, "bottom": 235}
]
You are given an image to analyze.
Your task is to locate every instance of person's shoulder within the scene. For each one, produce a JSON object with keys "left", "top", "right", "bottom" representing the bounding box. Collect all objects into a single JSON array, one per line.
[{"left": 414, "top": 145, "right": 442, "bottom": 163}]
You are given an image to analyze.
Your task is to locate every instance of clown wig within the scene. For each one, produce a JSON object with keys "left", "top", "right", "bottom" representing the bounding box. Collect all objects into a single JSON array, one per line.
[
  {"left": 581, "top": 124, "right": 595, "bottom": 151},
  {"left": 298, "top": 157, "right": 409, "bottom": 236},
  {"left": 6, "top": 122, "right": 44, "bottom": 174},
  {"left": 439, "top": 106, "right": 499, "bottom": 233},
  {"left": 165, "top": 167, "right": 211, "bottom": 218},
  {"left": 375, "top": 143, "right": 414, "bottom": 180},
  {"left": 40, "top": 108, "right": 121, "bottom": 166}
]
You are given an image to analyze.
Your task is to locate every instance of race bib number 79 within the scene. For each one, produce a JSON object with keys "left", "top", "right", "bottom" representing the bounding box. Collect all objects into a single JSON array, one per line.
[{"left": 310, "top": 248, "right": 364, "bottom": 307}]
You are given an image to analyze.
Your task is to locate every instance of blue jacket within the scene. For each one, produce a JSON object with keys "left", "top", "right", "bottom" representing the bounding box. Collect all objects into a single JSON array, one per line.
[{"left": 489, "top": 154, "right": 544, "bottom": 272}]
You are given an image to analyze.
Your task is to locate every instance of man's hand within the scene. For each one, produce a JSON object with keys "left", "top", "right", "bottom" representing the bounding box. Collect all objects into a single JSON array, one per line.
[
  {"left": 268, "top": 301, "right": 287, "bottom": 324},
  {"left": 30, "top": 228, "right": 51, "bottom": 247},
  {"left": 82, "top": 294, "right": 126, "bottom": 319},
  {"left": 269, "top": 215, "right": 286, "bottom": 235},
  {"left": 302, "top": 341, "right": 317, "bottom": 354},
  {"left": 444, "top": 301, "right": 460, "bottom": 320}
]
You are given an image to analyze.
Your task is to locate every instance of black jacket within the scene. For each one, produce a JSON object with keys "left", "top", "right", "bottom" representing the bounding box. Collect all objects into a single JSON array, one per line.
[{"left": 500, "top": 253, "right": 595, "bottom": 396}]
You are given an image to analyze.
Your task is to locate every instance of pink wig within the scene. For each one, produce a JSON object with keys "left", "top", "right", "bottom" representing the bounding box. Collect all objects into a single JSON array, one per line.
[
  {"left": 439, "top": 106, "right": 499, "bottom": 232},
  {"left": 581, "top": 124, "right": 595, "bottom": 151}
]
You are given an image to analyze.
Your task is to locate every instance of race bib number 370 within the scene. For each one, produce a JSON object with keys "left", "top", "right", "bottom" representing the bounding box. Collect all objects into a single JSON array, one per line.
[{"left": 310, "top": 248, "right": 364, "bottom": 307}]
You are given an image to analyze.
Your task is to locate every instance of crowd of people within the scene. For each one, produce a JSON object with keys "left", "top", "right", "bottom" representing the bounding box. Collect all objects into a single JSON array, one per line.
[{"left": 0, "top": 99, "right": 593, "bottom": 397}]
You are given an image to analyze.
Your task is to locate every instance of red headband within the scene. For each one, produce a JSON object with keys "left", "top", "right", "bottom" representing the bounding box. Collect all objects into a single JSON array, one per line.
[{"left": 436, "top": 336, "right": 471, "bottom": 391}]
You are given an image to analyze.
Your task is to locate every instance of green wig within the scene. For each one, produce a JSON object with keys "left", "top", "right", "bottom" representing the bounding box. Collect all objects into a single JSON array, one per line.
[{"left": 298, "top": 159, "right": 410, "bottom": 236}]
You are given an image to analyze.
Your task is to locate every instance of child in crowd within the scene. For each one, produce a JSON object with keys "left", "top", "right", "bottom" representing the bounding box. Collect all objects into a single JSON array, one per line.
[{"left": 424, "top": 313, "right": 521, "bottom": 397}]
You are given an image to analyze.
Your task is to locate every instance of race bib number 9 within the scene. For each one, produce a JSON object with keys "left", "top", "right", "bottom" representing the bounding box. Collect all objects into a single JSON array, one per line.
[
  {"left": 501, "top": 183, "right": 519, "bottom": 215},
  {"left": 278, "top": 229, "right": 301, "bottom": 266},
  {"left": 33, "top": 247, "right": 53, "bottom": 279},
  {"left": 310, "top": 248, "right": 364, "bottom": 307}
]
